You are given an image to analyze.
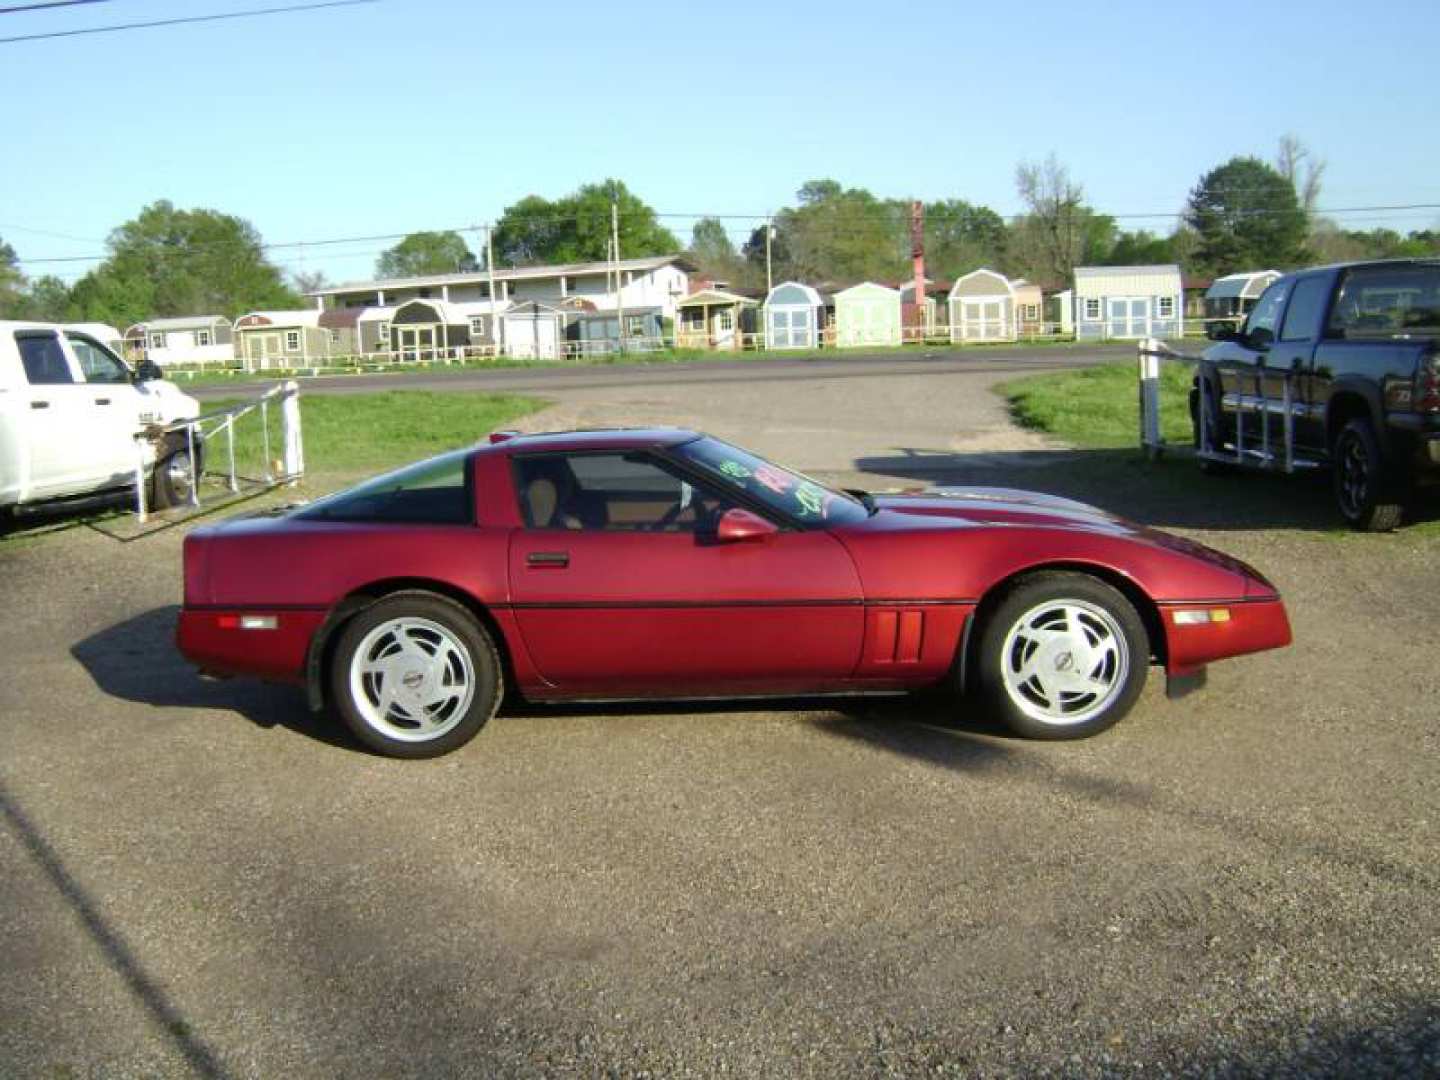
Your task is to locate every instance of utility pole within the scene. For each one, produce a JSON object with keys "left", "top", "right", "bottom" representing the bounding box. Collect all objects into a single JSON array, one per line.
[
  {"left": 611, "top": 194, "right": 625, "bottom": 354},
  {"left": 485, "top": 224, "right": 503, "bottom": 355},
  {"left": 910, "top": 200, "right": 926, "bottom": 340},
  {"left": 765, "top": 214, "right": 773, "bottom": 295}
]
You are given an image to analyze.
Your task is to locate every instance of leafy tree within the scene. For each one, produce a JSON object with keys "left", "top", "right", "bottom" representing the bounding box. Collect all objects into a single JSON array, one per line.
[
  {"left": 1185, "top": 157, "right": 1309, "bottom": 275},
  {"left": 687, "top": 217, "right": 746, "bottom": 285},
  {"left": 1106, "top": 229, "right": 1174, "bottom": 266},
  {"left": 759, "top": 179, "right": 906, "bottom": 284},
  {"left": 24, "top": 276, "right": 72, "bottom": 321},
  {"left": 375, "top": 231, "right": 475, "bottom": 278},
  {"left": 923, "top": 199, "right": 1007, "bottom": 280},
  {"left": 65, "top": 200, "right": 298, "bottom": 327},
  {"left": 492, "top": 180, "right": 679, "bottom": 267},
  {"left": 1013, "top": 154, "right": 1095, "bottom": 283},
  {"left": 0, "top": 236, "right": 26, "bottom": 317}
]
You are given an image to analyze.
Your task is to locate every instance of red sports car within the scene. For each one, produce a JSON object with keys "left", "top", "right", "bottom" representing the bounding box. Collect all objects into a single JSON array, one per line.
[{"left": 177, "top": 428, "right": 1292, "bottom": 758}]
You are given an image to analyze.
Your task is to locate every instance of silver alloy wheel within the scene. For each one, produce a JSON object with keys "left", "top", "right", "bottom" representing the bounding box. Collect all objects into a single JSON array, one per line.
[
  {"left": 999, "top": 598, "right": 1130, "bottom": 726},
  {"left": 348, "top": 617, "right": 476, "bottom": 743},
  {"left": 165, "top": 450, "right": 194, "bottom": 503}
]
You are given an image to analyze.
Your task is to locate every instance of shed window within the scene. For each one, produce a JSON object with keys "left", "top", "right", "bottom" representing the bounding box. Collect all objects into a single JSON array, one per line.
[
  {"left": 150, "top": 332, "right": 165, "bottom": 350},
  {"left": 196, "top": 330, "right": 211, "bottom": 347},
  {"left": 469, "top": 316, "right": 486, "bottom": 336},
  {"left": 285, "top": 330, "right": 301, "bottom": 351},
  {"left": 1157, "top": 296, "right": 1175, "bottom": 319},
  {"left": 329, "top": 329, "right": 342, "bottom": 346},
  {"left": 1084, "top": 298, "right": 1101, "bottom": 320},
  {"left": 1023, "top": 304, "right": 1039, "bottom": 320},
  {"left": 377, "top": 322, "right": 390, "bottom": 342}
]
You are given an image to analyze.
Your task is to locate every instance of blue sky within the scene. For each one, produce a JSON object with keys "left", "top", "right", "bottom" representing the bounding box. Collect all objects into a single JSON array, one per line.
[{"left": 3, "top": 0, "right": 1438, "bottom": 287}]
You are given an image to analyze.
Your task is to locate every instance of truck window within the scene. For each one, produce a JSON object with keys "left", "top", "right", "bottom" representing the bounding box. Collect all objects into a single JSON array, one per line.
[
  {"left": 1245, "top": 282, "right": 1288, "bottom": 345},
  {"left": 15, "top": 332, "right": 75, "bottom": 385},
  {"left": 67, "top": 333, "right": 131, "bottom": 384},
  {"left": 1279, "top": 277, "right": 1331, "bottom": 341},
  {"left": 1328, "top": 266, "right": 1440, "bottom": 339}
]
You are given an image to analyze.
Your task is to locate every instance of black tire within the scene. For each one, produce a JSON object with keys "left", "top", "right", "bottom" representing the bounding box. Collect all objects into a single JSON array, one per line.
[
  {"left": 152, "top": 443, "right": 200, "bottom": 509},
  {"left": 974, "top": 572, "right": 1149, "bottom": 741},
  {"left": 330, "top": 591, "right": 502, "bottom": 759},
  {"left": 1331, "top": 419, "right": 1404, "bottom": 532}
]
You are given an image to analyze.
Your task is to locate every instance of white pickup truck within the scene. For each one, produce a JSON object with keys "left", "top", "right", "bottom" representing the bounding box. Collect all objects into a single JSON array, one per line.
[{"left": 0, "top": 321, "right": 201, "bottom": 513}]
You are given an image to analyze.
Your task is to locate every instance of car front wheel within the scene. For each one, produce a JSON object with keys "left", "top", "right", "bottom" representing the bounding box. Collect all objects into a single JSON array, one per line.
[
  {"left": 330, "top": 592, "right": 502, "bottom": 758},
  {"left": 975, "top": 573, "right": 1149, "bottom": 740}
]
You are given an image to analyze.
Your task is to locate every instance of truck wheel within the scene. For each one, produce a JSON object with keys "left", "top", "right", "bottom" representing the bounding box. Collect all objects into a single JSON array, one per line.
[
  {"left": 152, "top": 446, "right": 198, "bottom": 509},
  {"left": 974, "top": 572, "right": 1149, "bottom": 741},
  {"left": 1332, "top": 419, "right": 1404, "bottom": 532}
]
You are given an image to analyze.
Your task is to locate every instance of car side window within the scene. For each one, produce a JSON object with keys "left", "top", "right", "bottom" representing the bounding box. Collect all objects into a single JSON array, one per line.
[
  {"left": 1278, "top": 277, "right": 1331, "bottom": 342},
  {"left": 1244, "top": 282, "right": 1288, "bottom": 346},
  {"left": 514, "top": 452, "right": 732, "bottom": 532},
  {"left": 294, "top": 451, "right": 473, "bottom": 524},
  {"left": 1328, "top": 266, "right": 1440, "bottom": 339},
  {"left": 67, "top": 333, "right": 131, "bottom": 384},
  {"left": 16, "top": 332, "right": 75, "bottom": 385}
]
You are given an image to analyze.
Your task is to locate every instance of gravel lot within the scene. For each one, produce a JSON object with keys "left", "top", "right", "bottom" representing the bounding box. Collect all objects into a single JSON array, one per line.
[{"left": 2, "top": 352, "right": 1437, "bottom": 1078}]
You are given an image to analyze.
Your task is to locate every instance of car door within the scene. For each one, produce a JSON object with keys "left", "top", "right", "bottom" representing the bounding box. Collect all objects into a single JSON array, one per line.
[
  {"left": 507, "top": 450, "right": 865, "bottom": 696},
  {"left": 12, "top": 329, "right": 97, "bottom": 499},
  {"left": 65, "top": 331, "right": 146, "bottom": 483},
  {"left": 1216, "top": 280, "right": 1289, "bottom": 433}
]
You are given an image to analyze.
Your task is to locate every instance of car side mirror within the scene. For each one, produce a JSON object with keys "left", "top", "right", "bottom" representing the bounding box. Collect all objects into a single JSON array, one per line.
[
  {"left": 1247, "top": 326, "right": 1274, "bottom": 351},
  {"left": 716, "top": 508, "right": 777, "bottom": 543},
  {"left": 1206, "top": 322, "right": 1238, "bottom": 342},
  {"left": 135, "top": 358, "right": 164, "bottom": 382}
]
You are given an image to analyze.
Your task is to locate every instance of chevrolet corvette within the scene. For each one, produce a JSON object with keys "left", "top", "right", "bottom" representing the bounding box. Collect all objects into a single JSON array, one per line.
[{"left": 177, "top": 428, "right": 1292, "bottom": 757}]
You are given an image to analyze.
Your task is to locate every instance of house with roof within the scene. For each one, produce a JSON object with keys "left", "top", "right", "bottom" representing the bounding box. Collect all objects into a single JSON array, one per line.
[
  {"left": 763, "top": 282, "right": 826, "bottom": 350},
  {"left": 307, "top": 254, "right": 697, "bottom": 323},
  {"left": 124, "top": 316, "right": 234, "bottom": 367},
  {"left": 232, "top": 310, "right": 331, "bottom": 369},
  {"left": 675, "top": 288, "right": 760, "bottom": 350},
  {"left": 833, "top": 283, "right": 901, "bottom": 348},
  {"left": 1073, "top": 265, "right": 1184, "bottom": 340}
]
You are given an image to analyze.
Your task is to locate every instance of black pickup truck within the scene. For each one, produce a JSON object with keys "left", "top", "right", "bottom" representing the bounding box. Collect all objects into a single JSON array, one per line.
[{"left": 1193, "top": 259, "right": 1440, "bottom": 530}]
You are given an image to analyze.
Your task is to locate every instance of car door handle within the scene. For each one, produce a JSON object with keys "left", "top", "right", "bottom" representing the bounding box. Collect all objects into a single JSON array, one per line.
[
  {"left": 30, "top": 400, "right": 49, "bottom": 409},
  {"left": 526, "top": 551, "right": 569, "bottom": 568},
  {"left": 94, "top": 397, "right": 112, "bottom": 405}
]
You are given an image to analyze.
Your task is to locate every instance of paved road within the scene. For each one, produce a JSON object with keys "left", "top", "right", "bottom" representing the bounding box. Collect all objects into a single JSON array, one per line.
[
  {"left": 189, "top": 344, "right": 1132, "bottom": 402},
  {"left": 2, "top": 356, "right": 1437, "bottom": 1078}
]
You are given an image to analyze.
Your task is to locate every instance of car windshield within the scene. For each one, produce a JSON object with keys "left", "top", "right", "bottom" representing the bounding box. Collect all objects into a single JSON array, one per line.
[
  {"left": 292, "top": 449, "right": 472, "bottom": 524},
  {"left": 673, "top": 436, "right": 870, "bottom": 526}
]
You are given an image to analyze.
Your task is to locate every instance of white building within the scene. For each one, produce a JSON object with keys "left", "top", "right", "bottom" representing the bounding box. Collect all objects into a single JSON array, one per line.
[
  {"left": 124, "top": 315, "right": 234, "bottom": 366},
  {"left": 308, "top": 254, "right": 696, "bottom": 324},
  {"left": 1073, "top": 265, "right": 1184, "bottom": 340}
]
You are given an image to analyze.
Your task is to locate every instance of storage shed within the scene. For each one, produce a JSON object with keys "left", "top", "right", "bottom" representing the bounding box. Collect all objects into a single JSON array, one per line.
[
  {"left": 503, "top": 301, "right": 565, "bottom": 360},
  {"left": 763, "top": 282, "right": 824, "bottom": 350},
  {"left": 1012, "top": 279, "right": 1044, "bottom": 336},
  {"left": 125, "top": 315, "right": 234, "bottom": 367},
  {"left": 1073, "top": 265, "right": 1184, "bottom": 340},
  {"left": 566, "top": 306, "right": 664, "bottom": 355},
  {"left": 948, "top": 269, "right": 1018, "bottom": 343},
  {"left": 233, "top": 310, "right": 327, "bottom": 370},
  {"left": 675, "top": 288, "right": 759, "bottom": 350},
  {"left": 833, "top": 282, "right": 901, "bottom": 347}
]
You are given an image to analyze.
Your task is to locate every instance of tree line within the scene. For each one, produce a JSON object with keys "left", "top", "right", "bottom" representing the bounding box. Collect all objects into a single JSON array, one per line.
[{"left": 3, "top": 142, "right": 1435, "bottom": 328}]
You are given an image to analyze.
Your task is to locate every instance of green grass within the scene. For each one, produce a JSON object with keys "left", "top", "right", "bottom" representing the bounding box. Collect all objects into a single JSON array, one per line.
[
  {"left": 205, "top": 390, "right": 546, "bottom": 477},
  {"left": 1000, "top": 360, "right": 1193, "bottom": 449}
]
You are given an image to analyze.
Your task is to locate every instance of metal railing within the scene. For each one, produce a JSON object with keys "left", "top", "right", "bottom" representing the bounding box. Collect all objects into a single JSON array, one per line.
[{"left": 133, "top": 381, "right": 303, "bottom": 523}]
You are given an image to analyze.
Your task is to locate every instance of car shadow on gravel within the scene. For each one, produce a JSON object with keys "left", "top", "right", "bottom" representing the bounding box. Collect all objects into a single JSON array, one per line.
[
  {"left": 854, "top": 447, "right": 1440, "bottom": 534},
  {"left": 69, "top": 605, "right": 357, "bottom": 752}
]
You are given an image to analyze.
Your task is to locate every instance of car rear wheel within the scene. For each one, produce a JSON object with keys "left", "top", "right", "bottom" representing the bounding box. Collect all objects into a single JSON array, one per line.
[
  {"left": 1332, "top": 419, "right": 1404, "bottom": 532},
  {"left": 975, "top": 573, "right": 1149, "bottom": 740},
  {"left": 330, "top": 592, "right": 502, "bottom": 758}
]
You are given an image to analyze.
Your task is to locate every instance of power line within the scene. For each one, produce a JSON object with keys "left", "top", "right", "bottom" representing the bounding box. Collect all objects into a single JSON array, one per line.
[
  {"left": 0, "top": 0, "right": 117, "bottom": 13},
  {"left": 0, "top": 0, "right": 376, "bottom": 43}
]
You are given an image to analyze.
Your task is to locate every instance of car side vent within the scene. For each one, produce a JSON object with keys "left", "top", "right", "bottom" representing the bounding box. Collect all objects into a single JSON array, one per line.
[{"left": 870, "top": 609, "right": 924, "bottom": 664}]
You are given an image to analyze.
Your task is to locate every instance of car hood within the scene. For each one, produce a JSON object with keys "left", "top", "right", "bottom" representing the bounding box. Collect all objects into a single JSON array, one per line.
[{"left": 859, "top": 486, "right": 1277, "bottom": 594}]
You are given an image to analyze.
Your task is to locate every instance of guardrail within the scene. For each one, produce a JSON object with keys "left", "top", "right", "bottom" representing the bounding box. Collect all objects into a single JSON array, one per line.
[{"left": 133, "top": 381, "right": 303, "bottom": 523}]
